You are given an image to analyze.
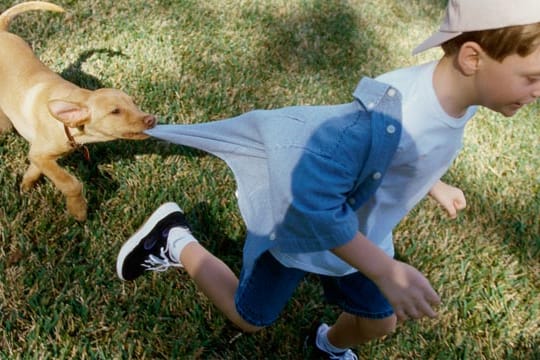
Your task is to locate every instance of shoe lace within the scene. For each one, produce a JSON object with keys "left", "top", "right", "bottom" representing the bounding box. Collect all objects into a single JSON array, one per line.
[
  {"left": 142, "top": 244, "right": 182, "bottom": 272},
  {"left": 342, "top": 350, "right": 358, "bottom": 360},
  {"left": 329, "top": 349, "right": 358, "bottom": 360}
]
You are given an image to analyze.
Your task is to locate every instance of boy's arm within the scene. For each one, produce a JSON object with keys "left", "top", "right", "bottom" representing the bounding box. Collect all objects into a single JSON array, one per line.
[
  {"left": 429, "top": 180, "right": 466, "bottom": 219},
  {"left": 332, "top": 232, "right": 441, "bottom": 322}
]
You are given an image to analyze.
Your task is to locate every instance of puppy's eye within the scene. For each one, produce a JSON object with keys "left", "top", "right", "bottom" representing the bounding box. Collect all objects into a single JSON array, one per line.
[{"left": 111, "top": 108, "right": 121, "bottom": 115}]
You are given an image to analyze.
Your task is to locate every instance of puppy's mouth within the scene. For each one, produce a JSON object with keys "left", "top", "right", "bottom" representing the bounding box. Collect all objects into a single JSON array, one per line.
[{"left": 122, "top": 132, "right": 150, "bottom": 140}]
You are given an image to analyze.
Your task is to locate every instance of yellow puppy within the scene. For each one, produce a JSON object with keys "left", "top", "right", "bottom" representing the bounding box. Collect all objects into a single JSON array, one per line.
[{"left": 0, "top": 1, "right": 156, "bottom": 221}]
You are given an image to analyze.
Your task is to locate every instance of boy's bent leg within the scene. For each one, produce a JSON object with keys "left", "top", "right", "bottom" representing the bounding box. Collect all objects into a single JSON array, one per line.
[
  {"left": 179, "top": 242, "right": 261, "bottom": 333},
  {"left": 234, "top": 251, "right": 307, "bottom": 328},
  {"left": 116, "top": 203, "right": 303, "bottom": 333},
  {"left": 116, "top": 202, "right": 260, "bottom": 332},
  {"left": 182, "top": 248, "right": 306, "bottom": 333},
  {"left": 318, "top": 270, "right": 396, "bottom": 351},
  {"left": 307, "top": 313, "right": 395, "bottom": 359},
  {"left": 327, "top": 312, "right": 397, "bottom": 348}
]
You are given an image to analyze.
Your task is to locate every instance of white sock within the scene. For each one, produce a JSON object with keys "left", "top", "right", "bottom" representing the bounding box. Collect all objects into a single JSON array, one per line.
[
  {"left": 316, "top": 323, "right": 350, "bottom": 355},
  {"left": 167, "top": 227, "right": 198, "bottom": 263}
]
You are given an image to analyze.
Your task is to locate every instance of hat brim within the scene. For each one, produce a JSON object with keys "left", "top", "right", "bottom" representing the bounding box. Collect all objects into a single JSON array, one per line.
[{"left": 412, "top": 31, "right": 462, "bottom": 55}]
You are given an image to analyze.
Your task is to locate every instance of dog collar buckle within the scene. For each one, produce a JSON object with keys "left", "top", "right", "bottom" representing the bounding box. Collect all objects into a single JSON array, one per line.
[{"left": 64, "top": 125, "right": 90, "bottom": 161}]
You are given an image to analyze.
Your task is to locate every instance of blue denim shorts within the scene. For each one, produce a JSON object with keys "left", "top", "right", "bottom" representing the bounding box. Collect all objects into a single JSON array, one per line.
[{"left": 234, "top": 251, "right": 394, "bottom": 327}]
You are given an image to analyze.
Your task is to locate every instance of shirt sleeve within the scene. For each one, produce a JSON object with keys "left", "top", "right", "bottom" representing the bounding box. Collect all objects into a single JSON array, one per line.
[{"left": 269, "top": 146, "right": 367, "bottom": 253}]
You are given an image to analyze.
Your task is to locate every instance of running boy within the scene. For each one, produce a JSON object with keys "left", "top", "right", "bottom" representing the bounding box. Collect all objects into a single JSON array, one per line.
[{"left": 116, "top": 1, "right": 540, "bottom": 358}]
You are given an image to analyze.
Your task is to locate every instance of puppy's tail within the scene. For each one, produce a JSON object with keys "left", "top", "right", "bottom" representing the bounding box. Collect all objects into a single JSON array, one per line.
[{"left": 0, "top": 1, "right": 64, "bottom": 32}]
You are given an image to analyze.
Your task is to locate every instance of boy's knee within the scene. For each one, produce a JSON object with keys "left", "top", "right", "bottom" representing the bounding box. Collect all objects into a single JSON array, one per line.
[
  {"left": 233, "top": 313, "right": 268, "bottom": 333},
  {"left": 368, "top": 314, "right": 397, "bottom": 337},
  {"left": 238, "top": 323, "right": 265, "bottom": 334},
  {"left": 351, "top": 314, "right": 397, "bottom": 341}
]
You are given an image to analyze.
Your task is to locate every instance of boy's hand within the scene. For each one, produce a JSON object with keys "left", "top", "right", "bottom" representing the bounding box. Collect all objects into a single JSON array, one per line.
[
  {"left": 332, "top": 233, "right": 441, "bottom": 322},
  {"left": 429, "top": 180, "right": 466, "bottom": 219},
  {"left": 374, "top": 260, "right": 441, "bottom": 322}
]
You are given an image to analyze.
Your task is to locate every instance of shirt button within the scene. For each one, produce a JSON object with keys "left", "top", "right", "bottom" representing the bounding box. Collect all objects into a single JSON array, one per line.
[
  {"left": 269, "top": 232, "right": 276, "bottom": 241},
  {"left": 367, "top": 102, "right": 375, "bottom": 109},
  {"left": 372, "top": 172, "right": 382, "bottom": 180},
  {"left": 386, "top": 125, "right": 396, "bottom": 134},
  {"left": 387, "top": 88, "right": 396, "bottom": 97},
  {"left": 348, "top": 198, "right": 356, "bottom": 205}
]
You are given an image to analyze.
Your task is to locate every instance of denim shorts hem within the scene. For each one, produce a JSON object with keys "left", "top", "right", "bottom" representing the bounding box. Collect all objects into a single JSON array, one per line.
[
  {"left": 234, "top": 251, "right": 306, "bottom": 327},
  {"left": 234, "top": 301, "right": 277, "bottom": 328},
  {"left": 319, "top": 271, "right": 395, "bottom": 319},
  {"left": 234, "top": 251, "right": 395, "bottom": 325},
  {"left": 331, "top": 300, "right": 395, "bottom": 319}
]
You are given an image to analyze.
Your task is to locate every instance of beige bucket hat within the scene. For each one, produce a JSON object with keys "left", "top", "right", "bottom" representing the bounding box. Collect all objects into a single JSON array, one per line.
[{"left": 413, "top": 0, "right": 540, "bottom": 54}]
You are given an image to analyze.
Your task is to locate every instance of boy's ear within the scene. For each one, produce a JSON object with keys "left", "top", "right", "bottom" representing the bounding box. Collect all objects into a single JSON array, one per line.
[{"left": 457, "top": 41, "right": 484, "bottom": 76}]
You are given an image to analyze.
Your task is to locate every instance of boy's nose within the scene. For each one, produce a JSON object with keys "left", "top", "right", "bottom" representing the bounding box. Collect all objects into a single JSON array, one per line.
[
  {"left": 530, "top": 82, "right": 540, "bottom": 98},
  {"left": 532, "top": 83, "right": 540, "bottom": 98}
]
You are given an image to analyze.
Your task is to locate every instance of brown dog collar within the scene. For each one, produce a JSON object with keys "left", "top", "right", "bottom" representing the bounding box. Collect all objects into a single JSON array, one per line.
[{"left": 64, "top": 125, "right": 90, "bottom": 161}]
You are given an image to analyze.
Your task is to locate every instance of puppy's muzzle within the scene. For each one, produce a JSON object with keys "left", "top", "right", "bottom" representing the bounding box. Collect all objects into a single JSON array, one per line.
[{"left": 144, "top": 115, "right": 157, "bottom": 129}]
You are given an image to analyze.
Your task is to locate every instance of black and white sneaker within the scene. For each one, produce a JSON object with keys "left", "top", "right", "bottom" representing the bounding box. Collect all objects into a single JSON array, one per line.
[
  {"left": 304, "top": 323, "right": 358, "bottom": 360},
  {"left": 117, "top": 202, "right": 191, "bottom": 281}
]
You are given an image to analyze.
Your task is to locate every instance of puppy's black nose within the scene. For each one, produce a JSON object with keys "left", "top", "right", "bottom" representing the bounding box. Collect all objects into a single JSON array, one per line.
[{"left": 144, "top": 115, "right": 157, "bottom": 128}]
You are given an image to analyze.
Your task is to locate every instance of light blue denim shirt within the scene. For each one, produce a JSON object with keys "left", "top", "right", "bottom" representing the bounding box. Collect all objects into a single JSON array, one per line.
[{"left": 145, "top": 77, "right": 402, "bottom": 275}]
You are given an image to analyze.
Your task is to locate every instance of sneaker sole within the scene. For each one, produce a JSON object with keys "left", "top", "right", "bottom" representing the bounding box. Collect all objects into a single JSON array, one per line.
[{"left": 116, "top": 202, "right": 183, "bottom": 280}]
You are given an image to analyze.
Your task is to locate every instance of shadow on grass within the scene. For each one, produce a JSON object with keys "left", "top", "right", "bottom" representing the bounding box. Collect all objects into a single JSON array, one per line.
[
  {"left": 254, "top": 1, "right": 367, "bottom": 73},
  {"left": 470, "top": 185, "right": 539, "bottom": 265},
  {"left": 59, "top": 48, "right": 127, "bottom": 90},
  {"left": 57, "top": 138, "right": 208, "bottom": 221},
  {"left": 444, "top": 170, "right": 539, "bottom": 268},
  {"left": 417, "top": 0, "right": 447, "bottom": 9}
]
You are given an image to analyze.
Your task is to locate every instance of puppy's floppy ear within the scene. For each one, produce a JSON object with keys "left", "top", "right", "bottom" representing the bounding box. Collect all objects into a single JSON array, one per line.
[{"left": 48, "top": 100, "right": 91, "bottom": 127}]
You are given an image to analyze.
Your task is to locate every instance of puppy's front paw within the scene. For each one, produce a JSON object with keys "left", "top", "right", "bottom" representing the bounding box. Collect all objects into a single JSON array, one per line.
[
  {"left": 0, "top": 124, "right": 13, "bottom": 133},
  {"left": 66, "top": 196, "right": 88, "bottom": 221},
  {"left": 20, "top": 178, "right": 37, "bottom": 191},
  {"left": 21, "top": 166, "right": 42, "bottom": 191},
  {"left": 0, "top": 115, "right": 12, "bottom": 133}
]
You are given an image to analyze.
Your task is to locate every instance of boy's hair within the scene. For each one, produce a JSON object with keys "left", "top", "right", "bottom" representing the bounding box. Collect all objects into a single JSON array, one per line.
[{"left": 441, "top": 22, "right": 540, "bottom": 62}]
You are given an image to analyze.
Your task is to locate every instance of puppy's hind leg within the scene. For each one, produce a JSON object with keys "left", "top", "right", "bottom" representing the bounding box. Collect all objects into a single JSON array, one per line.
[
  {"left": 25, "top": 151, "right": 87, "bottom": 221},
  {"left": 21, "top": 162, "right": 43, "bottom": 190}
]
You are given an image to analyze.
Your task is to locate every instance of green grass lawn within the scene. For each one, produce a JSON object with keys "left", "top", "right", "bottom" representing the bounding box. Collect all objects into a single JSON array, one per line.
[{"left": 0, "top": 0, "right": 538, "bottom": 358}]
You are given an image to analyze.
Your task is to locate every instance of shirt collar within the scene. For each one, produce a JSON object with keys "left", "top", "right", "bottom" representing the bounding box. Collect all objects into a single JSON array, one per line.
[{"left": 352, "top": 77, "right": 393, "bottom": 111}]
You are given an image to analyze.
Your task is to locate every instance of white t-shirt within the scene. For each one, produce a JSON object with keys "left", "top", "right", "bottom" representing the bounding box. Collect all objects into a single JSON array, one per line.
[{"left": 270, "top": 61, "right": 477, "bottom": 276}]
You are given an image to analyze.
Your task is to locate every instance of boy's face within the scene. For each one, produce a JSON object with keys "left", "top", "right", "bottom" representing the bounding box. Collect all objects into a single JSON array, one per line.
[{"left": 475, "top": 46, "right": 540, "bottom": 117}]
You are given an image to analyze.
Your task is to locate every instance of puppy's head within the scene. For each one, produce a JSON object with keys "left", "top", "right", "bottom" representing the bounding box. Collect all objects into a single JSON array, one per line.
[{"left": 48, "top": 88, "right": 156, "bottom": 142}]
